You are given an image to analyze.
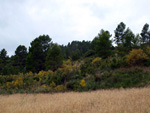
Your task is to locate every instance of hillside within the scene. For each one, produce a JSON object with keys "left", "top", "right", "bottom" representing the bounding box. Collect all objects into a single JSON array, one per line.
[{"left": 1, "top": 22, "right": 150, "bottom": 94}]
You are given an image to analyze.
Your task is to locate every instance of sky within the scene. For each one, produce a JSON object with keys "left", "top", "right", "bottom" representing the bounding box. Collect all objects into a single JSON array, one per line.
[{"left": 0, "top": 0, "right": 150, "bottom": 56}]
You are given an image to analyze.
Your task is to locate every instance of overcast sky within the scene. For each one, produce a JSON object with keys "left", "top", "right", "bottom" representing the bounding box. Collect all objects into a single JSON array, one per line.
[{"left": 0, "top": 0, "right": 150, "bottom": 56}]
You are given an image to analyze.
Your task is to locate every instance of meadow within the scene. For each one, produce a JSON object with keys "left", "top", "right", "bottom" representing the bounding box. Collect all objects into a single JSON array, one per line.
[{"left": 0, "top": 88, "right": 150, "bottom": 113}]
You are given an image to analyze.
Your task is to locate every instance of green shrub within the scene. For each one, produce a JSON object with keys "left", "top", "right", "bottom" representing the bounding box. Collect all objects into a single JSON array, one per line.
[
  {"left": 86, "top": 79, "right": 98, "bottom": 90},
  {"left": 144, "top": 59, "right": 150, "bottom": 66},
  {"left": 35, "top": 86, "right": 51, "bottom": 93},
  {"left": 54, "top": 85, "right": 66, "bottom": 92},
  {"left": 109, "top": 56, "right": 127, "bottom": 69},
  {"left": 84, "top": 50, "right": 96, "bottom": 57},
  {"left": 99, "top": 56, "right": 127, "bottom": 70},
  {"left": 80, "top": 59, "right": 96, "bottom": 77},
  {"left": 66, "top": 80, "right": 80, "bottom": 91},
  {"left": 98, "top": 68, "right": 150, "bottom": 88},
  {"left": 91, "top": 57, "right": 102, "bottom": 68},
  {"left": 50, "top": 81, "right": 56, "bottom": 88},
  {"left": 0, "top": 89, "right": 6, "bottom": 94}
]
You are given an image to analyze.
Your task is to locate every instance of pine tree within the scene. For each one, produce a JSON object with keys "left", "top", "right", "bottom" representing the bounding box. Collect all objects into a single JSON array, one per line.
[
  {"left": 45, "top": 44, "right": 63, "bottom": 71},
  {"left": 114, "top": 22, "right": 126, "bottom": 45},
  {"left": 92, "top": 29, "right": 113, "bottom": 58},
  {"left": 26, "top": 35, "right": 52, "bottom": 72},
  {"left": 140, "top": 23, "right": 150, "bottom": 43}
]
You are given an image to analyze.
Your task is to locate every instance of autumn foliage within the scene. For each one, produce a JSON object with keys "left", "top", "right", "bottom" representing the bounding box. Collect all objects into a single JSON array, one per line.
[{"left": 126, "top": 49, "right": 148, "bottom": 65}]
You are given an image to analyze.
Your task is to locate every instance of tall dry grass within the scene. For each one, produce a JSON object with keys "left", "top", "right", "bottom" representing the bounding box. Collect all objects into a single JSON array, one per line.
[{"left": 0, "top": 88, "right": 150, "bottom": 113}]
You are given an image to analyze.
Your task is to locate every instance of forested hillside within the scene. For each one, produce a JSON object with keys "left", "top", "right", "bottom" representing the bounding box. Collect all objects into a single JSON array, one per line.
[{"left": 1, "top": 22, "right": 150, "bottom": 94}]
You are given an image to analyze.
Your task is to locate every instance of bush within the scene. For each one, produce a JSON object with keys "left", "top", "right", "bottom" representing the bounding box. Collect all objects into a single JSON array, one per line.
[
  {"left": 35, "top": 86, "right": 51, "bottom": 93},
  {"left": 80, "top": 80, "right": 86, "bottom": 87},
  {"left": 91, "top": 57, "right": 102, "bottom": 68},
  {"left": 54, "top": 85, "right": 66, "bottom": 92},
  {"left": 80, "top": 63, "right": 96, "bottom": 77},
  {"left": 109, "top": 56, "right": 127, "bottom": 69},
  {"left": 126, "top": 49, "right": 148, "bottom": 65},
  {"left": 66, "top": 80, "right": 80, "bottom": 91},
  {"left": 50, "top": 81, "right": 56, "bottom": 88},
  {"left": 84, "top": 50, "right": 96, "bottom": 57},
  {"left": 0, "top": 89, "right": 6, "bottom": 94},
  {"left": 98, "top": 68, "right": 150, "bottom": 88},
  {"left": 38, "top": 70, "right": 47, "bottom": 77},
  {"left": 146, "top": 46, "right": 150, "bottom": 56},
  {"left": 80, "top": 58, "right": 96, "bottom": 77},
  {"left": 86, "top": 79, "right": 98, "bottom": 90}
]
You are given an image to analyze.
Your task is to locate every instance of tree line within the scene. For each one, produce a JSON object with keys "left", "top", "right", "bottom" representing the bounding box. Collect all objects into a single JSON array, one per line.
[{"left": 0, "top": 22, "right": 150, "bottom": 75}]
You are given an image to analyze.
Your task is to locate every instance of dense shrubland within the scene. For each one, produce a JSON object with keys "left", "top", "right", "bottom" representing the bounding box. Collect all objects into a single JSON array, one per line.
[
  {"left": 1, "top": 22, "right": 150, "bottom": 94},
  {"left": 1, "top": 57, "right": 150, "bottom": 94}
]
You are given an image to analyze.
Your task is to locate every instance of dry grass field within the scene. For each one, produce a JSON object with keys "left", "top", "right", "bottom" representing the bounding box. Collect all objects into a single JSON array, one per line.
[{"left": 0, "top": 88, "right": 150, "bottom": 113}]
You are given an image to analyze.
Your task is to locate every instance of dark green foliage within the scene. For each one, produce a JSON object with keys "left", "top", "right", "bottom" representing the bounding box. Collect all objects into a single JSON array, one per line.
[
  {"left": 77, "top": 68, "right": 150, "bottom": 91},
  {"left": 50, "top": 72, "right": 65, "bottom": 85},
  {"left": 71, "top": 49, "right": 81, "bottom": 61},
  {"left": 26, "top": 35, "right": 52, "bottom": 72},
  {"left": 61, "top": 40, "right": 91, "bottom": 59},
  {"left": 121, "top": 28, "right": 141, "bottom": 54},
  {"left": 0, "top": 89, "right": 6, "bottom": 94},
  {"left": 13, "top": 45, "right": 27, "bottom": 73},
  {"left": 97, "top": 68, "right": 150, "bottom": 88},
  {"left": 66, "top": 80, "right": 80, "bottom": 90},
  {"left": 144, "top": 59, "right": 150, "bottom": 66},
  {"left": 0, "top": 49, "right": 11, "bottom": 75},
  {"left": 140, "top": 23, "right": 150, "bottom": 43},
  {"left": 80, "top": 58, "right": 96, "bottom": 76},
  {"left": 123, "top": 28, "right": 135, "bottom": 51},
  {"left": 35, "top": 87, "right": 51, "bottom": 93},
  {"left": 2, "top": 66, "right": 18, "bottom": 75},
  {"left": 46, "top": 44, "right": 63, "bottom": 71},
  {"left": 0, "top": 49, "right": 8, "bottom": 62},
  {"left": 15, "top": 45, "right": 27, "bottom": 58},
  {"left": 86, "top": 78, "right": 98, "bottom": 90},
  {"left": 104, "top": 56, "right": 127, "bottom": 70},
  {"left": 114, "top": 22, "right": 126, "bottom": 45},
  {"left": 83, "top": 50, "right": 96, "bottom": 58},
  {"left": 92, "top": 29, "right": 113, "bottom": 58},
  {"left": 132, "top": 34, "right": 141, "bottom": 48},
  {"left": 114, "top": 22, "right": 140, "bottom": 56},
  {"left": 0, "top": 49, "right": 9, "bottom": 72},
  {"left": 1, "top": 62, "right": 150, "bottom": 94}
]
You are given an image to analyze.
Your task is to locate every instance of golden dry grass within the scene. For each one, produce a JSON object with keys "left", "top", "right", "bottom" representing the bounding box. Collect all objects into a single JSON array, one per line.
[{"left": 0, "top": 88, "right": 150, "bottom": 113}]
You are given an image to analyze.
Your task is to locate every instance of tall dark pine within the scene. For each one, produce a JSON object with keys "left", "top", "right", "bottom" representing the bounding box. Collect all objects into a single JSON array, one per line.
[
  {"left": 140, "top": 23, "right": 150, "bottom": 43},
  {"left": 123, "top": 28, "right": 135, "bottom": 51},
  {"left": 114, "top": 22, "right": 126, "bottom": 45},
  {"left": 46, "top": 44, "right": 63, "bottom": 71},
  {"left": 114, "top": 22, "right": 138, "bottom": 55},
  {"left": 132, "top": 34, "right": 141, "bottom": 48},
  {"left": 0, "top": 49, "right": 8, "bottom": 64},
  {"left": 26, "top": 35, "right": 52, "bottom": 72},
  {"left": 0, "top": 49, "right": 10, "bottom": 75},
  {"left": 92, "top": 29, "right": 113, "bottom": 58},
  {"left": 14, "top": 45, "right": 27, "bottom": 72}
]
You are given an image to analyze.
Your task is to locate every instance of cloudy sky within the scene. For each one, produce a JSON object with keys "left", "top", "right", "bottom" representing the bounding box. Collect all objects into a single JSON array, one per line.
[{"left": 0, "top": 0, "right": 150, "bottom": 56}]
